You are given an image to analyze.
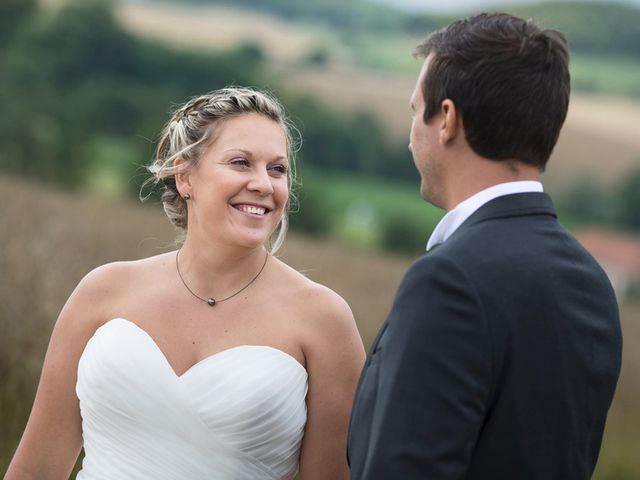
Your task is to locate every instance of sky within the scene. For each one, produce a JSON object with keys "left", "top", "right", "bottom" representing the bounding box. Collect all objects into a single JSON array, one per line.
[{"left": 371, "top": 0, "right": 640, "bottom": 13}]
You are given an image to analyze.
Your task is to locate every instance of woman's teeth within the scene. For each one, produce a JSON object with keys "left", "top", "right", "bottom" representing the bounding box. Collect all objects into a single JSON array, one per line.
[{"left": 236, "top": 205, "right": 266, "bottom": 215}]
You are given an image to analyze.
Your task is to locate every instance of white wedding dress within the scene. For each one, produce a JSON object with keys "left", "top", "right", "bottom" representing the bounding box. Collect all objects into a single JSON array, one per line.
[{"left": 75, "top": 318, "right": 308, "bottom": 479}]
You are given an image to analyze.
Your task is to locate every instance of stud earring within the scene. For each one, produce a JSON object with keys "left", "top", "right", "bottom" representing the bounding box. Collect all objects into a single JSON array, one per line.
[{"left": 183, "top": 193, "right": 191, "bottom": 200}]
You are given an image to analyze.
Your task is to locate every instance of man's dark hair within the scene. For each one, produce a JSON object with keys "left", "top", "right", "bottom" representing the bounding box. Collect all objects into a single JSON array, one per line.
[{"left": 414, "top": 13, "right": 570, "bottom": 170}]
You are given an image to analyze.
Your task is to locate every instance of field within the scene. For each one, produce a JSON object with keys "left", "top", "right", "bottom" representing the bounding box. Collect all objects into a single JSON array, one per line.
[
  {"left": 112, "top": 1, "right": 640, "bottom": 186},
  {"left": 0, "top": 174, "right": 412, "bottom": 470},
  {"left": 1, "top": 175, "right": 639, "bottom": 477},
  {"left": 571, "top": 54, "right": 640, "bottom": 98},
  {"left": 299, "top": 168, "right": 443, "bottom": 250}
]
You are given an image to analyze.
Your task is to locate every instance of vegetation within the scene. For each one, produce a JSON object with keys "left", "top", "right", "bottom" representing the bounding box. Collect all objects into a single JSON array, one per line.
[
  {"left": 507, "top": 2, "right": 640, "bottom": 58},
  {"left": 1, "top": 0, "right": 637, "bottom": 254},
  {"left": 291, "top": 168, "right": 440, "bottom": 252},
  {"left": 327, "top": 34, "right": 640, "bottom": 98},
  {"left": 0, "top": 0, "right": 418, "bottom": 197},
  {"left": 569, "top": 54, "right": 640, "bottom": 98},
  {"left": 0, "top": 0, "right": 37, "bottom": 47},
  {"left": 289, "top": 165, "right": 640, "bottom": 255},
  {"left": 618, "top": 166, "right": 640, "bottom": 230},
  {"left": 557, "top": 165, "right": 640, "bottom": 232},
  {"left": 0, "top": 0, "right": 261, "bottom": 190}
]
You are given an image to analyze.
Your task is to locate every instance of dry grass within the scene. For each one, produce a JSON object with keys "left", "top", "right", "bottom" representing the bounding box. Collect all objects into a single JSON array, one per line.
[
  {"left": 115, "top": 3, "right": 340, "bottom": 63},
  {"left": 1, "top": 176, "right": 638, "bottom": 477},
  {"left": 595, "top": 302, "right": 640, "bottom": 479},
  {"left": 0, "top": 174, "right": 409, "bottom": 469},
  {"left": 281, "top": 233, "right": 412, "bottom": 348},
  {"left": 0, "top": 175, "right": 176, "bottom": 467}
]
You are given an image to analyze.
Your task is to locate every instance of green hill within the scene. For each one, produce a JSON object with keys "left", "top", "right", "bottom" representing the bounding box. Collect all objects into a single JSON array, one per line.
[
  {"left": 171, "top": 0, "right": 640, "bottom": 58},
  {"left": 507, "top": 1, "right": 640, "bottom": 58}
]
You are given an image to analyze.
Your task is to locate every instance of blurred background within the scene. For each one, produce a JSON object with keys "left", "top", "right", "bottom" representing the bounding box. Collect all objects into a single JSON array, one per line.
[{"left": 0, "top": 0, "right": 639, "bottom": 477}]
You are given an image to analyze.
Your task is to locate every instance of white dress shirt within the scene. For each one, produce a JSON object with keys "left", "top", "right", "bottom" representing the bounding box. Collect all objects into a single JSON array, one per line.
[{"left": 426, "top": 181, "right": 544, "bottom": 251}]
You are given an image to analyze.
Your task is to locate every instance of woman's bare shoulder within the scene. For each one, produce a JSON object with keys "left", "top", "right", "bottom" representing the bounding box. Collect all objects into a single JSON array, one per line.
[
  {"left": 63, "top": 252, "right": 176, "bottom": 328},
  {"left": 270, "top": 257, "right": 357, "bottom": 340}
]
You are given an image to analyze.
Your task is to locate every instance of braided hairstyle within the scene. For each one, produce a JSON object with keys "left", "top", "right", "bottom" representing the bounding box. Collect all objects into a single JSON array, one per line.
[{"left": 145, "top": 87, "right": 300, "bottom": 253}]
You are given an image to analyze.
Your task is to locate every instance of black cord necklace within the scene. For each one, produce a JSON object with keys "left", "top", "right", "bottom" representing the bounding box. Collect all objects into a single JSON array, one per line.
[{"left": 175, "top": 249, "right": 269, "bottom": 306}]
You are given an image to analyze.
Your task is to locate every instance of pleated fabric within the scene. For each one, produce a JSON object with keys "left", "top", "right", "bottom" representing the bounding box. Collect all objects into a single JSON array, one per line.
[{"left": 76, "top": 318, "right": 308, "bottom": 479}]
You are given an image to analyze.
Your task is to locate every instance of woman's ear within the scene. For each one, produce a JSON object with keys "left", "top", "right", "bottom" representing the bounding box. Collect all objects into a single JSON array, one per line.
[
  {"left": 439, "top": 99, "right": 460, "bottom": 145},
  {"left": 174, "top": 157, "right": 192, "bottom": 197}
]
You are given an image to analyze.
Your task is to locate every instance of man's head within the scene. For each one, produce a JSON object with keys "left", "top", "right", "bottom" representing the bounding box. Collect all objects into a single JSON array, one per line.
[{"left": 411, "top": 13, "right": 570, "bottom": 181}]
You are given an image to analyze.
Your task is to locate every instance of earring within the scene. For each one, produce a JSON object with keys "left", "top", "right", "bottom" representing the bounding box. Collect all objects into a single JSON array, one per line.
[{"left": 183, "top": 193, "right": 191, "bottom": 200}]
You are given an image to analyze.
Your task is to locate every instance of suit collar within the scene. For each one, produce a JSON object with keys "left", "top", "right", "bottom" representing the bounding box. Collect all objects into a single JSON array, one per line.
[
  {"left": 427, "top": 182, "right": 546, "bottom": 251},
  {"left": 453, "top": 192, "right": 556, "bottom": 236},
  {"left": 423, "top": 192, "right": 556, "bottom": 252}
]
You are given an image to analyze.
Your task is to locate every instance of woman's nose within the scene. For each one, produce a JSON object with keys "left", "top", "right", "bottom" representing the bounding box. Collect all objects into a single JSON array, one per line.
[{"left": 247, "top": 168, "right": 274, "bottom": 195}]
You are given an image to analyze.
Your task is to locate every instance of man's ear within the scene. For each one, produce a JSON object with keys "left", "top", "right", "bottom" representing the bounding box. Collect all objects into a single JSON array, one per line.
[
  {"left": 439, "top": 99, "right": 460, "bottom": 145},
  {"left": 174, "top": 157, "right": 192, "bottom": 196}
]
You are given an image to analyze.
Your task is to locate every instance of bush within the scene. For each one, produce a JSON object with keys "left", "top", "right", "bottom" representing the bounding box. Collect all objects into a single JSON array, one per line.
[
  {"left": 380, "top": 213, "right": 429, "bottom": 254},
  {"left": 557, "top": 177, "right": 618, "bottom": 226},
  {"left": 289, "top": 184, "right": 331, "bottom": 236},
  {"left": 305, "top": 47, "right": 330, "bottom": 66}
]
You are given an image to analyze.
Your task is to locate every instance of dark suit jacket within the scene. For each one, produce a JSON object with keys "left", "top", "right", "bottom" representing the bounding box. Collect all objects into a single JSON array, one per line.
[{"left": 347, "top": 192, "right": 622, "bottom": 479}]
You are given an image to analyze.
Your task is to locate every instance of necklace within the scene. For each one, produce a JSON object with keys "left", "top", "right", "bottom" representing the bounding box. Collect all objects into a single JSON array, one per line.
[{"left": 175, "top": 249, "right": 269, "bottom": 306}]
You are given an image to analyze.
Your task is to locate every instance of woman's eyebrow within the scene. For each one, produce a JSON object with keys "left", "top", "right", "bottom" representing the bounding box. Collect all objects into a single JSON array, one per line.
[{"left": 223, "top": 148, "right": 287, "bottom": 161}]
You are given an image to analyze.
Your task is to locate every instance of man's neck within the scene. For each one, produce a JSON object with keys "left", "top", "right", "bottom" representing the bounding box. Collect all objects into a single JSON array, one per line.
[{"left": 444, "top": 157, "right": 541, "bottom": 211}]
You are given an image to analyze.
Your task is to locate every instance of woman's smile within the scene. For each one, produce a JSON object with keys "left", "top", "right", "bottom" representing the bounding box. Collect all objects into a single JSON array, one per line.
[{"left": 231, "top": 203, "right": 272, "bottom": 217}]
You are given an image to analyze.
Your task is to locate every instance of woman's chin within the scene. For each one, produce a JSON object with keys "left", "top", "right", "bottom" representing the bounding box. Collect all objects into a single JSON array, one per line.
[{"left": 229, "top": 229, "right": 274, "bottom": 250}]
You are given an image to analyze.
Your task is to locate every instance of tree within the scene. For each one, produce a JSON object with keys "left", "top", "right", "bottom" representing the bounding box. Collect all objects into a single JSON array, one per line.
[
  {"left": 558, "top": 177, "right": 616, "bottom": 226},
  {"left": 0, "top": 0, "right": 36, "bottom": 48}
]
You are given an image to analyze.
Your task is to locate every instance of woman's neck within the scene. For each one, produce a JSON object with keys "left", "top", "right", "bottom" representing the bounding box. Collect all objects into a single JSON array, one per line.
[{"left": 175, "top": 236, "right": 268, "bottom": 299}]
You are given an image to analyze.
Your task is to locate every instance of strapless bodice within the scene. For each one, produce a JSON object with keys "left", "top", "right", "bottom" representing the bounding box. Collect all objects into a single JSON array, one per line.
[{"left": 75, "top": 318, "right": 308, "bottom": 479}]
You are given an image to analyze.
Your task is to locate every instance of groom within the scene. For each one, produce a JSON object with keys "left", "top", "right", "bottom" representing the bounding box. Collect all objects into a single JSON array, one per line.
[{"left": 347, "top": 12, "right": 622, "bottom": 479}]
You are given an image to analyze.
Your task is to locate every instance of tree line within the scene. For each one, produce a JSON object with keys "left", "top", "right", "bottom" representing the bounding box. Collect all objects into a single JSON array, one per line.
[{"left": 0, "top": 0, "right": 415, "bottom": 197}]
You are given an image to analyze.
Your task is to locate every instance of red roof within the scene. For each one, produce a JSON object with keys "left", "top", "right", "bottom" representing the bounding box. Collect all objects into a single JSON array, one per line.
[{"left": 575, "top": 228, "right": 640, "bottom": 275}]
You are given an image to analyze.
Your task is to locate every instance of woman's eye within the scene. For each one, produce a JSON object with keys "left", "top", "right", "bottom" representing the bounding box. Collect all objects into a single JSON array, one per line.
[
  {"left": 270, "top": 164, "right": 288, "bottom": 174},
  {"left": 231, "top": 158, "right": 249, "bottom": 167}
]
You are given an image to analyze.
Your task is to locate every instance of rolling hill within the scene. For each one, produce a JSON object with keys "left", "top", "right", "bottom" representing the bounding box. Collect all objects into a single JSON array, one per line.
[{"left": 114, "top": 1, "right": 640, "bottom": 185}]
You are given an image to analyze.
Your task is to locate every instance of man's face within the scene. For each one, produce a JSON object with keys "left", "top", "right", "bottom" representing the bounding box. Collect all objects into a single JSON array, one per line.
[{"left": 409, "top": 57, "right": 445, "bottom": 208}]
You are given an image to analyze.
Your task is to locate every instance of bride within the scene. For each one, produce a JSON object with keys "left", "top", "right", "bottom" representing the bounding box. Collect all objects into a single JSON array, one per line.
[{"left": 6, "top": 87, "right": 366, "bottom": 479}]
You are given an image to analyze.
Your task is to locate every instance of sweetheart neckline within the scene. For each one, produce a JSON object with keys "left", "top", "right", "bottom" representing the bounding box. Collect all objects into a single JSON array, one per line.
[{"left": 93, "top": 318, "right": 307, "bottom": 379}]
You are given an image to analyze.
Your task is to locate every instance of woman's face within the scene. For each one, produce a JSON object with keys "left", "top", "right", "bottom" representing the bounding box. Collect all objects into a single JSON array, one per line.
[{"left": 184, "top": 113, "right": 289, "bottom": 250}]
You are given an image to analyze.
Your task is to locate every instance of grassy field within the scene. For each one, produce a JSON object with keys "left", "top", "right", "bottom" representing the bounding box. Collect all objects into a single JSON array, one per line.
[
  {"left": 1, "top": 175, "right": 639, "bottom": 477},
  {"left": 571, "top": 54, "right": 640, "bottom": 98},
  {"left": 114, "top": 2, "right": 351, "bottom": 64},
  {"left": 298, "top": 168, "right": 443, "bottom": 250}
]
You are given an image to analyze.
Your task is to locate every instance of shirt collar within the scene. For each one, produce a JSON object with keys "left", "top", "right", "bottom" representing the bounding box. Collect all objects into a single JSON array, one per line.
[{"left": 426, "top": 181, "right": 543, "bottom": 251}]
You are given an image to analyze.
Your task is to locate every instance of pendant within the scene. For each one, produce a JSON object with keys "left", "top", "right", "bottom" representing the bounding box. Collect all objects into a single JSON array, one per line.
[{"left": 207, "top": 298, "right": 216, "bottom": 306}]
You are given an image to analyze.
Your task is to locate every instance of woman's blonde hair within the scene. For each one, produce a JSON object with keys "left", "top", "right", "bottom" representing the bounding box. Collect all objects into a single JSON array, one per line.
[{"left": 144, "top": 86, "right": 300, "bottom": 253}]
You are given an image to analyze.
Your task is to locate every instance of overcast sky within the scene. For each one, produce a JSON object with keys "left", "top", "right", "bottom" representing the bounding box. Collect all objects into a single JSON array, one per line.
[{"left": 372, "top": 0, "right": 640, "bottom": 13}]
